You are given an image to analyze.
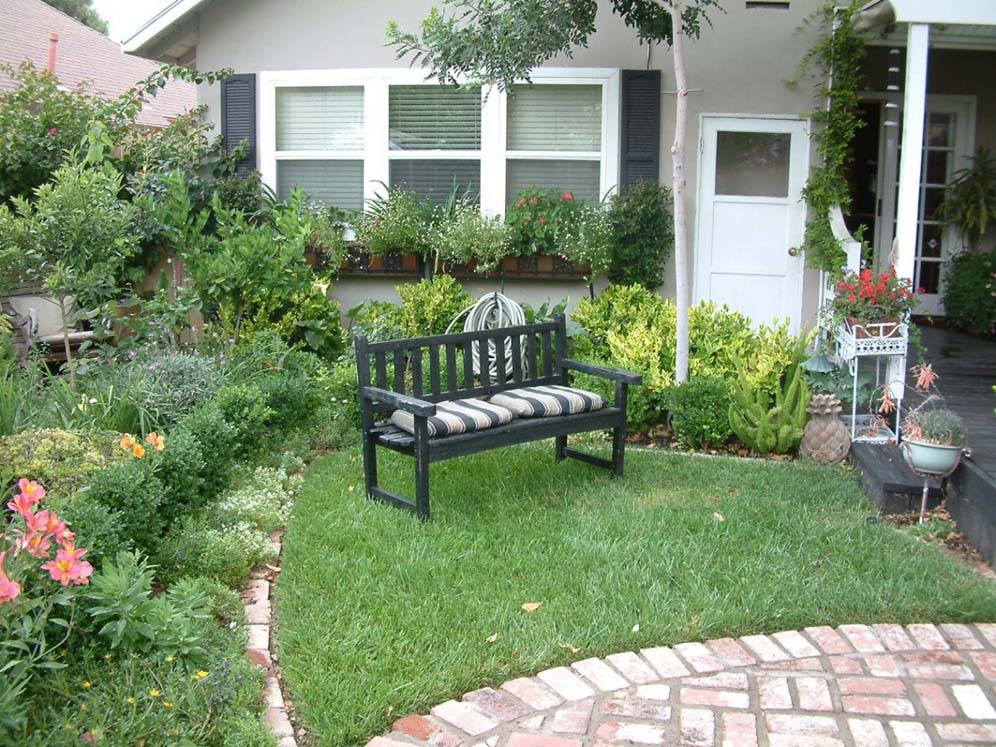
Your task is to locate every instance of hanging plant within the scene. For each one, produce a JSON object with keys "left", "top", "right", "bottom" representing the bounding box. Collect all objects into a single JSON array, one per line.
[{"left": 789, "top": 1, "right": 867, "bottom": 275}]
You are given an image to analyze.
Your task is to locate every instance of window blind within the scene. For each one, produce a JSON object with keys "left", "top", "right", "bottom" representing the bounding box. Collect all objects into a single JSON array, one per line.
[
  {"left": 507, "top": 85, "right": 602, "bottom": 152},
  {"left": 390, "top": 160, "right": 481, "bottom": 205},
  {"left": 506, "top": 160, "right": 600, "bottom": 203},
  {"left": 276, "top": 87, "right": 364, "bottom": 151},
  {"left": 277, "top": 160, "right": 364, "bottom": 210},
  {"left": 389, "top": 85, "right": 481, "bottom": 150}
]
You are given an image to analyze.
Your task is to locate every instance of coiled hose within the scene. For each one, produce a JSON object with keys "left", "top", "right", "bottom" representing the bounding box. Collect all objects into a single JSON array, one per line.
[{"left": 446, "top": 292, "right": 527, "bottom": 380}]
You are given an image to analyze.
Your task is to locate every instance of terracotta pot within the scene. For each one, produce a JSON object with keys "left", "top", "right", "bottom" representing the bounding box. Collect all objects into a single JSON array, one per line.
[{"left": 846, "top": 315, "right": 902, "bottom": 339}]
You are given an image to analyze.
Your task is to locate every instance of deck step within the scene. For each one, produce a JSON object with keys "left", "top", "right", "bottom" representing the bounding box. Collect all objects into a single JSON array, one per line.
[{"left": 850, "top": 443, "right": 942, "bottom": 515}]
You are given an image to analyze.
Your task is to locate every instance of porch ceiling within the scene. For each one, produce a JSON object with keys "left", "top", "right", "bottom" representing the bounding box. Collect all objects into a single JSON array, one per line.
[{"left": 866, "top": 23, "right": 996, "bottom": 52}]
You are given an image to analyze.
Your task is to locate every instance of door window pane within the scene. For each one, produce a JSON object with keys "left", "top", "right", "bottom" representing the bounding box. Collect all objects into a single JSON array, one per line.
[
  {"left": 715, "top": 131, "right": 790, "bottom": 197},
  {"left": 920, "top": 223, "right": 942, "bottom": 258},
  {"left": 926, "top": 113, "right": 953, "bottom": 147},
  {"left": 276, "top": 87, "right": 364, "bottom": 151},
  {"left": 507, "top": 85, "right": 602, "bottom": 152},
  {"left": 922, "top": 187, "right": 945, "bottom": 219},
  {"left": 277, "top": 160, "right": 364, "bottom": 210},
  {"left": 506, "top": 160, "right": 601, "bottom": 203},
  {"left": 925, "top": 150, "right": 949, "bottom": 185},
  {"left": 389, "top": 85, "right": 481, "bottom": 150},
  {"left": 389, "top": 160, "right": 480, "bottom": 205},
  {"left": 917, "top": 260, "right": 941, "bottom": 295}
]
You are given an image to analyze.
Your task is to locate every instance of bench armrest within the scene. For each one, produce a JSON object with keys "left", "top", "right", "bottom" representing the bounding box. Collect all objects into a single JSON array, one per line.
[
  {"left": 562, "top": 359, "right": 643, "bottom": 385},
  {"left": 362, "top": 386, "right": 437, "bottom": 417}
]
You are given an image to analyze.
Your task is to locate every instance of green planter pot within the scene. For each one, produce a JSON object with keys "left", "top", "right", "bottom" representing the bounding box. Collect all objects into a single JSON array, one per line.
[{"left": 904, "top": 439, "right": 964, "bottom": 475}]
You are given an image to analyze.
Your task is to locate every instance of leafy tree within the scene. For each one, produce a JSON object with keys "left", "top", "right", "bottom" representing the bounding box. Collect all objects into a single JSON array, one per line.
[
  {"left": 43, "top": 0, "right": 109, "bottom": 34},
  {"left": 387, "top": 0, "right": 721, "bottom": 383}
]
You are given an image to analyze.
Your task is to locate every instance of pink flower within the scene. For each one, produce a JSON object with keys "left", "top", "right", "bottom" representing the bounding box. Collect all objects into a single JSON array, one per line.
[
  {"left": 48, "top": 127, "right": 57, "bottom": 136},
  {"left": 8, "top": 479, "right": 45, "bottom": 516},
  {"left": 0, "top": 552, "right": 20, "bottom": 605},
  {"left": 562, "top": 192, "right": 573, "bottom": 201},
  {"left": 41, "top": 545, "right": 92, "bottom": 586},
  {"left": 7, "top": 492, "right": 39, "bottom": 518}
]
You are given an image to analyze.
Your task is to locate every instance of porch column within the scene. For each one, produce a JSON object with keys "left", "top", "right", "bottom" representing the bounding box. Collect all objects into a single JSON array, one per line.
[
  {"left": 894, "top": 23, "right": 929, "bottom": 282},
  {"left": 890, "top": 22, "right": 930, "bottom": 421}
]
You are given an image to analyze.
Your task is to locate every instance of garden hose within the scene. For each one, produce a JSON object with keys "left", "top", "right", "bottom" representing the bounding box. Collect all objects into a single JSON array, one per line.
[{"left": 446, "top": 292, "right": 527, "bottom": 380}]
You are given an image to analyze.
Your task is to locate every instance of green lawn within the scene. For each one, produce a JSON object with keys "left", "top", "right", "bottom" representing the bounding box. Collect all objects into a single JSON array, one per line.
[{"left": 278, "top": 443, "right": 996, "bottom": 746}]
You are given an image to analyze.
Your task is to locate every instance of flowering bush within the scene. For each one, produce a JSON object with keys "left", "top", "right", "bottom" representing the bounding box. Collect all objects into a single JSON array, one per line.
[
  {"left": 505, "top": 187, "right": 579, "bottom": 257},
  {"left": 830, "top": 267, "right": 918, "bottom": 326},
  {"left": 1, "top": 478, "right": 92, "bottom": 729}
]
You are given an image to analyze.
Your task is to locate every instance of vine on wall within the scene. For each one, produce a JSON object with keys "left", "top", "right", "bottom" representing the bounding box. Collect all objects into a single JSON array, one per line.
[{"left": 790, "top": 1, "right": 867, "bottom": 275}]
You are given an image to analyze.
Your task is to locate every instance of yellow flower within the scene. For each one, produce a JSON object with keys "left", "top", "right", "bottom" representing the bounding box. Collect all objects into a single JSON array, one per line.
[
  {"left": 127, "top": 697, "right": 136, "bottom": 705},
  {"left": 193, "top": 670, "right": 209, "bottom": 680},
  {"left": 82, "top": 681, "right": 91, "bottom": 689},
  {"left": 79, "top": 704, "right": 88, "bottom": 712},
  {"left": 164, "top": 701, "right": 174, "bottom": 709},
  {"left": 64, "top": 724, "right": 73, "bottom": 731},
  {"left": 165, "top": 655, "right": 175, "bottom": 663},
  {"left": 149, "top": 689, "right": 160, "bottom": 698},
  {"left": 103, "top": 653, "right": 112, "bottom": 660},
  {"left": 132, "top": 443, "right": 146, "bottom": 459}
]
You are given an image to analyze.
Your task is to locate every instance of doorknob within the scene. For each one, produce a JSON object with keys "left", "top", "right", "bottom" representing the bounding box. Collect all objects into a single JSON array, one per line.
[{"left": 787, "top": 246, "right": 801, "bottom": 257}]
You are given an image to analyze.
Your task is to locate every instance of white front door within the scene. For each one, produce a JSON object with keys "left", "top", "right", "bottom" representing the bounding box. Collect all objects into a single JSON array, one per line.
[
  {"left": 695, "top": 116, "right": 809, "bottom": 333},
  {"left": 874, "top": 95, "right": 976, "bottom": 316}
]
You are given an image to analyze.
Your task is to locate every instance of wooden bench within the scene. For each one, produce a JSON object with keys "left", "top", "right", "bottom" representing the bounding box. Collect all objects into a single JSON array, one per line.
[{"left": 355, "top": 314, "right": 642, "bottom": 520}]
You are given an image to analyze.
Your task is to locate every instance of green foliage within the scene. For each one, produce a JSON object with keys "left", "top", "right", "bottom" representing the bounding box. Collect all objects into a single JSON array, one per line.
[
  {"left": 175, "top": 404, "right": 238, "bottom": 501},
  {"left": 572, "top": 285, "right": 802, "bottom": 433},
  {"left": 0, "top": 428, "right": 109, "bottom": 497},
  {"left": 397, "top": 276, "right": 471, "bottom": 337},
  {"left": 5, "top": 161, "right": 140, "bottom": 309},
  {"left": 158, "top": 516, "right": 277, "bottom": 589},
  {"left": 938, "top": 148, "right": 996, "bottom": 251},
  {"left": 386, "top": 0, "right": 719, "bottom": 89},
  {"left": 505, "top": 187, "right": 577, "bottom": 257},
  {"left": 791, "top": 1, "right": 866, "bottom": 273},
  {"left": 256, "top": 370, "right": 323, "bottom": 432},
  {"left": 84, "top": 459, "right": 167, "bottom": 555},
  {"left": 942, "top": 250, "right": 996, "bottom": 335},
  {"left": 269, "top": 283, "right": 345, "bottom": 361},
  {"left": 127, "top": 349, "right": 228, "bottom": 427},
  {"left": 356, "top": 187, "right": 437, "bottom": 258},
  {"left": 434, "top": 203, "right": 510, "bottom": 271},
  {"left": 347, "top": 300, "right": 405, "bottom": 342},
  {"left": 155, "top": 428, "right": 209, "bottom": 525},
  {"left": 667, "top": 377, "right": 733, "bottom": 449},
  {"left": 214, "top": 384, "right": 274, "bottom": 456},
  {"left": 728, "top": 356, "right": 811, "bottom": 455},
  {"left": 607, "top": 181, "right": 674, "bottom": 289}
]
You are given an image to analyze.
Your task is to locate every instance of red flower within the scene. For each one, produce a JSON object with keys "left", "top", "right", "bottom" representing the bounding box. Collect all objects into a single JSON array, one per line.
[
  {"left": 538, "top": 216, "right": 547, "bottom": 224},
  {"left": 529, "top": 196, "right": 539, "bottom": 206},
  {"left": 47, "top": 127, "right": 57, "bottom": 136},
  {"left": 917, "top": 287, "right": 926, "bottom": 294},
  {"left": 562, "top": 192, "right": 573, "bottom": 201},
  {"left": 517, "top": 197, "right": 526, "bottom": 207}
]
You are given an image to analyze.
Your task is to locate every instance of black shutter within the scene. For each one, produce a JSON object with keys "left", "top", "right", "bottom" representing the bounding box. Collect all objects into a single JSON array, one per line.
[
  {"left": 221, "top": 73, "right": 257, "bottom": 176},
  {"left": 620, "top": 70, "right": 661, "bottom": 189}
]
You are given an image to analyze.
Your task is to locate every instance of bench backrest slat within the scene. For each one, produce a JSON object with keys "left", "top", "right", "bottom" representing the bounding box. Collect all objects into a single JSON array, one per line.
[{"left": 355, "top": 316, "right": 568, "bottom": 413}]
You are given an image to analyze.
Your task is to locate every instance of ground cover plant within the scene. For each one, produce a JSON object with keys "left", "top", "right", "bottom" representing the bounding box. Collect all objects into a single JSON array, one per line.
[{"left": 279, "top": 444, "right": 996, "bottom": 745}]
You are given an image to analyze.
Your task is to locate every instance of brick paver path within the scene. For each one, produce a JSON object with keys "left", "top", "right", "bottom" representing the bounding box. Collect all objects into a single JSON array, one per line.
[{"left": 367, "top": 624, "right": 996, "bottom": 746}]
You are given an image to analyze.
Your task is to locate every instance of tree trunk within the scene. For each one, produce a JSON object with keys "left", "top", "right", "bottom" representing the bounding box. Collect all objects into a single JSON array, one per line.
[
  {"left": 668, "top": 0, "right": 690, "bottom": 384},
  {"left": 59, "top": 296, "right": 77, "bottom": 392}
]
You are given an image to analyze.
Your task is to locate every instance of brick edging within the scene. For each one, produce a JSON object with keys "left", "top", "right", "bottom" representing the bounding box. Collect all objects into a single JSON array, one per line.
[{"left": 368, "top": 622, "right": 996, "bottom": 747}]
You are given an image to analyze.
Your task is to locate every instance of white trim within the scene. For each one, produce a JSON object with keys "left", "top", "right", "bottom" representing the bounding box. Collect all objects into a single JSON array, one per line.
[
  {"left": 124, "top": 0, "right": 206, "bottom": 53},
  {"left": 889, "top": 0, "right": 996, "bottom": 26},
  {"left": 259, "top": 67, "right": 620, "bottom": 214}
]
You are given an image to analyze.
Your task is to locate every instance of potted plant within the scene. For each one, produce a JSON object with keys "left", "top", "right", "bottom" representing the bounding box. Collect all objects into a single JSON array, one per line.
[
  {"left": 902, "top": 408, "right": 968, "bottom": 475},
  {"left": 829, "top": 266, "right": 918, "bottom": 339},
  {"left": 937, "top": 147, "right": 996, "bottom": 253}
]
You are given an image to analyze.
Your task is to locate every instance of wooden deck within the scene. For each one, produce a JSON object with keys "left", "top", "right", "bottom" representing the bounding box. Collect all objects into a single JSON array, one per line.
[{"left": 918, "top": 324, "right": 996, "bottom": 477}]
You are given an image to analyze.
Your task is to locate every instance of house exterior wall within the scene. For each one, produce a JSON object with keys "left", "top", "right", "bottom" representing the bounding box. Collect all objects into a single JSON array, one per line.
[{"left": 190, "top": 0, "right": 829, "bottom": 324}]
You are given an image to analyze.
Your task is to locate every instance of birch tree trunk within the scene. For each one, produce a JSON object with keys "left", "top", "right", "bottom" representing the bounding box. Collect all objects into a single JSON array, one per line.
[{"left": 667, "top": 0, "right": 690, "bottom": 383}]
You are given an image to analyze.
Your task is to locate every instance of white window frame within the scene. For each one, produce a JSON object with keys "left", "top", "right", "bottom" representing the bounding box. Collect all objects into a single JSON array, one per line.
[{"left": 259, "top": 68, "right": 620, "bottom": 216}]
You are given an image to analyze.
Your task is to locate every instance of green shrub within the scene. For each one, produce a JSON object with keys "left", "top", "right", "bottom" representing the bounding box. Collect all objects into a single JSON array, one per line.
[
  {"left": 59, "top": 496, "right": 122, "bottom": 568},
  {"left": 0, "top": 428, "right": 111, "bottom": 497},
  {"left": 155, "top": 428, "right": 209, "bottom": 525},
  {"left": 84, "top": 458, "right": 167, "bottom": 555},
  {"left": 608, "top": 181, "right": 674, "bottom": 289},
  {"left": 346, "top": 299, "right": 405, "bottom": 342},
  {"left": 729, "top": 360, "right": 811, "bottom": 455},
  {"left": 557, "top": 203, "right": 613, "bottom": 280},
  {"left": 158, "top": 516, "right": 276, "bottom": 588},
  {"left": 257, "top": 370, "right": 322, "bottom": 433},
  {"left": 269, "top": 283, "right": 346, "bottom": 360},
  {"left": 397, "top": 276, "right": 471, "bottom": 337},
  {"left": 667, "top": 377, "right": 733, "bottom": 449},
  {"left": 174, "top": 404, "right": 238, "bottom": 501},
  {"left": 505, "top": 187, "right": 578, "bottom": 256},
  {"left": 210, "top": 466, "right": 298, "bottom": 534},
  {"left": 214, "top": 383, "right": 274, "bottom": 456},
  {"left": 435, "top": 203, "right": 510, "bottom": 271},
  {"left": 356, "top": 187, "right": 436, "bottom": 257},
  {"left": 943, "top": 251, "right": 996, "bottom": 335},
  {"left": 132, "top": 349, "right": 227, "bottom": 427}
]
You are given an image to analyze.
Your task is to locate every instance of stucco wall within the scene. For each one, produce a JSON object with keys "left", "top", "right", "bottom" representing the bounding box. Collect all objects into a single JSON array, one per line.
[{"left": 189, "top": 0, "right": 834, "bottom": 325}]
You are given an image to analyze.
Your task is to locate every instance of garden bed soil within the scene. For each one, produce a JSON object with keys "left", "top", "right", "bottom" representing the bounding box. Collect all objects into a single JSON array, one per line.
[{"left": 884, "top": 504, "right": 996, "bottom": 580}]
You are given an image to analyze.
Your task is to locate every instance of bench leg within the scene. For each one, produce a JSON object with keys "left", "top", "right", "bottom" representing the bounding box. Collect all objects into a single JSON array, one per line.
[
  {"left": 555, "top": 435, "right": 567, "bottom": 463},
  {"left": 414, "top": 421, "right": 431, "bottom": 521},
  {"left": 362, "top": 431, "right": 379, "bottom": 497},
  {"left": 612, "top": 425, "right": 626, "bottom": 477}
]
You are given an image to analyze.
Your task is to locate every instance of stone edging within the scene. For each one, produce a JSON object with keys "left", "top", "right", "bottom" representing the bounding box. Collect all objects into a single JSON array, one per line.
[{"left": 367, "top": 623, "right": 996, "bottom": 746}]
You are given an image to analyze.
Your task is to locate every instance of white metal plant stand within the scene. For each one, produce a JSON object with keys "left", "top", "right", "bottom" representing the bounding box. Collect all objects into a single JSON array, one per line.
[{"left": 834, "top": 319, "right": 910, "bottom": 443}]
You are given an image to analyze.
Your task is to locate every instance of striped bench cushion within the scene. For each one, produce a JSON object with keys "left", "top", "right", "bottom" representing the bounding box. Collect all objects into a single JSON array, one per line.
[
  {"left": 391, "top": 398, "right": 516, "bottom": 438},
  {"left": 490, "top": 385, "right": 605, "bottom": 418}
]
